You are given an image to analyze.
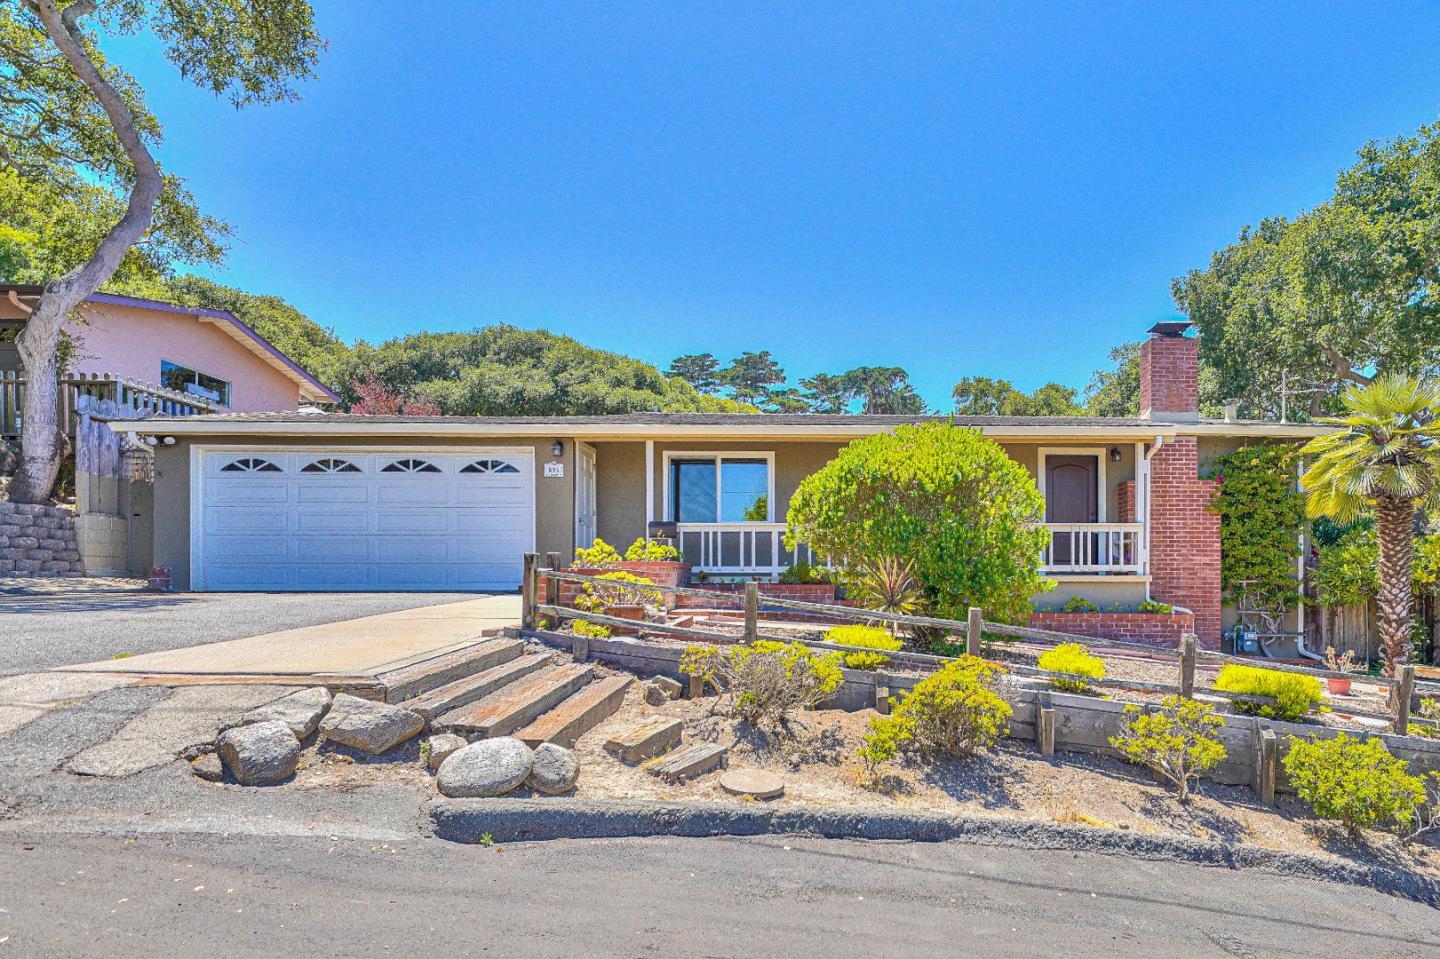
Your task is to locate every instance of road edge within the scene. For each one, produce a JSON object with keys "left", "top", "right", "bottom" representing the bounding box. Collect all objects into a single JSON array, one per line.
[{"left": 430, "top": 797, "right": 1440, "bottom": 907}]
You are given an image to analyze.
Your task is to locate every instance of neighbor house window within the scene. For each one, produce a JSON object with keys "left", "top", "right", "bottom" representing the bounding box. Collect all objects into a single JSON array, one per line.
[
  {"left": 161, "top": 359, "right": 231, "bottom": 406},
  {"left": 668, "top": 455, "right": 770, "bottom": 523}
]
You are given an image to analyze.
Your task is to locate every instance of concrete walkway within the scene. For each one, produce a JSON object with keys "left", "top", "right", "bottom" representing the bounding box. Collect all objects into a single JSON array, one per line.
[{"left": 54, "top": 595, "right": 522, "bottom": 677}]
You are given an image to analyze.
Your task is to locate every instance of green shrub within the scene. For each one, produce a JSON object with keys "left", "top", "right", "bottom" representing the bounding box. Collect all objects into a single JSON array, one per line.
[
  {"left": 623, "top": 538, "right": 681, "bottom": 562},
  {"left": 1135, "top": 599, "right": 1173, "bottom": 614},
  {"left": 1282, "top": 733, "right": 1427, "bottom": 834},
  {"left": 573, "top": 538, "right": 623, "bottom": 568},
  {"left": 679, "top": 641, "right": 844, "bottom": 731},
  {"left": 779, "top": 562, "right": 831, "bottom": 584},
  {"left": 1213, "top": 665, "right": 1325, "bottom": 722},
  {"left": 786, "top": 423, "right": 1052, "bottom": 625},
  {"left": 858, "top": 656, "right": 1011, "bottom": 772},
  {"left": 1036, "top": 642, "right": 1105, "bottom": 694},
  {"left": 1109, "top": 696, "right": 1226, "bottom": 802},
  {"left": 570, "top": 618, "right": 611, "bottom": 639},
  {"left": 1209, "top": 444, "right": 1305, "bottom": 617},
  {"left": 574, "top": 571, "right": 662, "bottom": 612},
  {"left": 1060, "top": 596, "right": 1098, "bottom": 613},
  {"left": 823, "top": 625, "right": 904, "bottom": 669}
]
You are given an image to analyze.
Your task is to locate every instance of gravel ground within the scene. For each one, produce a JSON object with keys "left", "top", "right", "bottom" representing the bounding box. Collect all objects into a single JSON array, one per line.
[{"left": 0, "top": 591, "right": 487, "bottom": 674}]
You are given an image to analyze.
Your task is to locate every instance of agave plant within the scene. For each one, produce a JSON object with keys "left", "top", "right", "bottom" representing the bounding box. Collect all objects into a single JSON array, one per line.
[
  {"left": 1301, "top": 374, "right": 1440, "bottom": 673},
  {"left": 845, "top": 553, "right": 924, "bottom": 635}
]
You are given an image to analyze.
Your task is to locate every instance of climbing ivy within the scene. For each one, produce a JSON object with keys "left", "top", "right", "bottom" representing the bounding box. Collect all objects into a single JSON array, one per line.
[{"left": 1209, "top": 444, "right": 1306, "bottom": 613}]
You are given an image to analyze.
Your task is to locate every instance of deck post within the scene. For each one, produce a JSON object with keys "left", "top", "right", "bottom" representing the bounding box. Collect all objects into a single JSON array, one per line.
[
  {"left": 966, "top": 607, "right": 983, "bottom": 657},
  {"left": 743, "top": 580, "right": 760, "bottom": 645},
  {"left": 1394, "top": 664, "right": 1416, "bottom": 735},
  {"left": 521, "top": 553, "right": 538, "bottom": 630}
]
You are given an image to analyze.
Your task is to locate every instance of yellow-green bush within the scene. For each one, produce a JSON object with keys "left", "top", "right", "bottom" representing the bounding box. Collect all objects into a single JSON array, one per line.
[
  {"left": 823, "top": 625, "right": 904, "bottom": 669},
  {"left": 680, "top": 641, "right": 844, "bottom": 731},
  {"left": 1213, "top": 665, "right": 1325, "bottom": 722},
  {"left": 858, "top": 656, "right": 1011, "bottom": 772},
  {"left": 1036, "top": 642, "right": 1105, "bottom": 694},
  {"left": 574, "top": 571, "right": 662, "bottom": 612},
  {"left": 1109, "top": 696, "right": 1226, "bottom": 802},
  {"left": 1282, "top": 733, "right": 1428, "bottom": 834},
  {"left": 573, "top": 538, "right": 623, "bottom": 568},
  {"left": 569, "top": 619, "right": 611, "bottom": 639}
]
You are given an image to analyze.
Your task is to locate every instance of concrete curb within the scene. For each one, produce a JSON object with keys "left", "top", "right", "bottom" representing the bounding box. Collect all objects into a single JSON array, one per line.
[{"left": 430, "top": 798, "right": 1440, "bottom": 907}]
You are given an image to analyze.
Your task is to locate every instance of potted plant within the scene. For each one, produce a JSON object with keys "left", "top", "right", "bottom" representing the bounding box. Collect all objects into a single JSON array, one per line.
[{"left": 1322, "top": 646, "right": 1360, "bottom": 696}]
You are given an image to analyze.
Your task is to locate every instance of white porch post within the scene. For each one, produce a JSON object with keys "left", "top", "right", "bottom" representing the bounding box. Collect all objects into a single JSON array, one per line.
[
  {"left": 1137, "top": 439, "right": 1151, "bottom": 577},
  {"left": 644, "top": 440, "right": 655, "bottom": 538}
]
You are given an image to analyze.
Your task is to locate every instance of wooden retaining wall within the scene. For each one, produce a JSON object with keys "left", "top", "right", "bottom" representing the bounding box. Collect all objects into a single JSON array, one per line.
[{"left": 520, "top": 627, "right": 1440, "bottom": 797}]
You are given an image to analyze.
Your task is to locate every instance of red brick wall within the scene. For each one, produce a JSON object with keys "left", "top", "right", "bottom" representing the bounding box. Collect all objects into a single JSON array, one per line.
[
  {"left": 673, "top": 582, "right": 839, "bottom": 609},
  {"left": 1116, "top": 480, "right": 1136, "bottom": 523},
  {"left": 539, "top": 561, "right": 691, "bottom": 608},
  {"left": 1147, "top": 436, "right": 1221, "bottom": 646},
  {"left": 1028, "top": 611, "right": 1195, "bottom": 648},
  {"left": 1140, "top": 335, "right": 1199, "bottom": 416}
]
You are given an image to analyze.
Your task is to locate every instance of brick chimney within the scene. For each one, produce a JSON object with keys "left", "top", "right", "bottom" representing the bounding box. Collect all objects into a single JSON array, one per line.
[{"left": 1139, "top": 321, "right": 1199, "bottom": 422}]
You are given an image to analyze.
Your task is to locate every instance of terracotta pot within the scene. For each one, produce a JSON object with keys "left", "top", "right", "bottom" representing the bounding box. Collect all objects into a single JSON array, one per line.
[
  {"left": 604, "top": 604, "right": 646, "bottom": 635},
  {"left": 1326, "top": 677, "right": 1352, "bottom": 696}
]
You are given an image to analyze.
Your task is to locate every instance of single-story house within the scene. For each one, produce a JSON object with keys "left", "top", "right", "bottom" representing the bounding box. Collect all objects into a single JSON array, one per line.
[
  {"left": 1, "top": 284, "right": 339, "bottom": 418},
  {"left": 125, "top": 325, "right": 1328, "bottom": 644}
]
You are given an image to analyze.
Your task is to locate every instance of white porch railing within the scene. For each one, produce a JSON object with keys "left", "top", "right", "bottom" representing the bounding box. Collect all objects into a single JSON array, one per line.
[
  {"left": 676, "top": 522, "right": 820, "bottom": 577},
  {"left": 0, "top": 371, "right": 214, "bottom": 439},
  {"left": 1042, "top": 522, "right": 1145, "bottom": 574}
]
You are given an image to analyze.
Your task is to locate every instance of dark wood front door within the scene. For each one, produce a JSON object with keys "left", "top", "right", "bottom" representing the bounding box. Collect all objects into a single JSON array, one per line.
[{"left": 1045, "top": 455, "right": 1097, "bottom": 565}]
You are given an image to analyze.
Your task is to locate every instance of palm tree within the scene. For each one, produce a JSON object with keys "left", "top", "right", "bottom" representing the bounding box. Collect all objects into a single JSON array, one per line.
[{"left": 1301, "top": 374, "right": 1440, "bottom": 674}]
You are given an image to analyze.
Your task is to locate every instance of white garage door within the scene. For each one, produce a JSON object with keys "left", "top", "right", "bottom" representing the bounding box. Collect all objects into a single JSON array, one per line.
[{"left": 194, "top": 448, "right": 535, "bottom": 591}]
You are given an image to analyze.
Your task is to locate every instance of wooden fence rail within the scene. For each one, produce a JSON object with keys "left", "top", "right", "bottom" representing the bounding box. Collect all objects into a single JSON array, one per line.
[{"left": 532, "top": 558, "right": 1440, "bottom": 734}]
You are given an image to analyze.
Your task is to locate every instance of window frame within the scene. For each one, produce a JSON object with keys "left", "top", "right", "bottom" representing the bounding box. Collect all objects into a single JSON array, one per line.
[
  {"left": 661, "top": 450, "right": 776, "bottom": 524},
  {"left": 161, "top": 358, "right": 232, "bottom": 407}
]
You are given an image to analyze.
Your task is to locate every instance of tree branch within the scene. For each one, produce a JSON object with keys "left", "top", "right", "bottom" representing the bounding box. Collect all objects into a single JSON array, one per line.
[{"left": 1320, "top": 345, "right": 1374, "bottom": 386}]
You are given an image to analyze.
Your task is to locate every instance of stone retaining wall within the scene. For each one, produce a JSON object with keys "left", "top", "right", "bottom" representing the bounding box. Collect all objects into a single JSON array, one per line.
[{"left": 0, "top": 501, "right": 85, "bottom": 576}]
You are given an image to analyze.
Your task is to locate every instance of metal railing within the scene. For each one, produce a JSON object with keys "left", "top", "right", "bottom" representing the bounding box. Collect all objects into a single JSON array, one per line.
[
  {"left": 0, "top": 371, "right": 214, "bottom": 438},
  {"left": 674, "top": 522, "right": 820, "bottom": 576},
  {"left": 1041, "top": 521, "right": 1144, "bottom": 574}
]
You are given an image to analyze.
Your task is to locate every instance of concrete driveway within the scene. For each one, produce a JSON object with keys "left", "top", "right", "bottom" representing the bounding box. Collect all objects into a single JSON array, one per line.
[{"left": 0, "top": 591, "right": 501, "bottom": 675}]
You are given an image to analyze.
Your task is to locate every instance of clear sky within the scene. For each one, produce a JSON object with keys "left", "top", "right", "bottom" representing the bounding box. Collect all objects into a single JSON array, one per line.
[{"left": 105, "top": 1, "right": 1440, "bottom": 408}]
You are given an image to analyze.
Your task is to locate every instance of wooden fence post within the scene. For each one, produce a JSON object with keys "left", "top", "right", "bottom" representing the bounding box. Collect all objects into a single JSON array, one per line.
[
  {"left": 1179, "top": 633, "right": 1196, "bottom": 699},
  {"left": 743, "top": 580, "right": 760, "bottom": 645},
  {"left": 1255, "top": 725, "right": 1277, "bottom": 806},
  {"left": 1036, "top": 690, "right": 1055, "bottom": 757},
  {"left": 1394, "top": 664, "right": 1416, "bottom": 735},
  {"left": 543, "top": 551, "right": 561, "bottom": 618},
  {"left": 875, "top": 686, "right": 891, "bottom": 715},
  {"left": 521, "top": 553, "right": 538, "bottom": 630},
  {"left": 966, "top": 607, "right": 983, "bottom": 657}
]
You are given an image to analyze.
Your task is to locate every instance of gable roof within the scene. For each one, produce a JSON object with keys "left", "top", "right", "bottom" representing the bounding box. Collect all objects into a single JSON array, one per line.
[{"left": 1, "top": 284, "right": 339, "bottom": 403}]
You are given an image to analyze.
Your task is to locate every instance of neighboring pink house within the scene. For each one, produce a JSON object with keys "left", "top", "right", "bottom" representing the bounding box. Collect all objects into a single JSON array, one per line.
[{"left": 1, "top": 285, "right": 338, "bottom": 419}]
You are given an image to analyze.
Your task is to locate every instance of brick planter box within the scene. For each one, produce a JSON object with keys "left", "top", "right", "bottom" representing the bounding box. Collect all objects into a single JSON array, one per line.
[
  {"left": 1028, "top": 611, "right": 1199, "bottom": 650},
  {"left": 541, "top": 561, "right": 691, "bottom": 609}
]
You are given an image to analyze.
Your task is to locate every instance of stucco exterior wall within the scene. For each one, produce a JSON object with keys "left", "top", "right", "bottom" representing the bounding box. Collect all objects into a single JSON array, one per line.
[
  {"left": 0, "top": 299, "right": 305, "bottom": 412},
  {"left": 152, "top": 434, "right": 574, "bottom": 590}
]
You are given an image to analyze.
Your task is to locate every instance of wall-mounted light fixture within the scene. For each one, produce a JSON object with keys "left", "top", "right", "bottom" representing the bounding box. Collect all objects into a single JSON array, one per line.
[
  {"left": 551, "top": 439, "right": 564, "bottom": 457},
  {"left": 1109, "top": 447, "right": 1122, "bottom": 463},
  {"left": 162, "top": 436, "right": 176, "bottom": 446}
]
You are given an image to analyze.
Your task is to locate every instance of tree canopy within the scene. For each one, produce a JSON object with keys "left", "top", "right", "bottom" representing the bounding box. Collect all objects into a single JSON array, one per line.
[{"left": 952, "top": 376, "right": 1083, "bottom": 417}]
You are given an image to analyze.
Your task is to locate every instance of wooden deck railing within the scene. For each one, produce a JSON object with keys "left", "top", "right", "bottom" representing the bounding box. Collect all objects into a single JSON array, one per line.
[{"left": 0, "top": 371, "right": 214, "bottom": 439}]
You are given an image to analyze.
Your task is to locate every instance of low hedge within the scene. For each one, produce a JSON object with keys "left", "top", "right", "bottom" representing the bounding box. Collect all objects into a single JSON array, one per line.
[{"left": 1214, "top": 665, "right": 1326, "bottom": 722}]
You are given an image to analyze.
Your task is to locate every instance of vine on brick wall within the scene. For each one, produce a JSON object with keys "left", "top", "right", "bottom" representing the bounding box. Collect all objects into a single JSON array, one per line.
[{"left": 1208, "top": 444, "right": 1305, "bottom": 613}]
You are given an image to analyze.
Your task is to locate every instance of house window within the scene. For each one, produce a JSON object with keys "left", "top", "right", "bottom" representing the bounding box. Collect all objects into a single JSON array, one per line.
[
  {"left": 668, "top": 455, "right": 770, "bottom": 523},
  {"left": 161, "top": 359, "right": 231, "bottom": 407}
]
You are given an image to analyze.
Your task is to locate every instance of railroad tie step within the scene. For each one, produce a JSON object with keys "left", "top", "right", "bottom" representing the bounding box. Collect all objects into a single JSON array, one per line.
[
  {"left": 380, "top": 637, "right": 524, "bottom": 703},
  {"left": 644, "top": 742, "right": 728, "bottom": 782},
  {"left": 604, "top": 716, "right": 685, "bottom": 762},
  {"left": 514, "top": 675, "right": 634, "bottom": 747},
  {"left": 433, "top": 664, "right": 596, "bottom": 738},
  {"left": 403, "top": 653, "right": 552, "bottom": 725}
]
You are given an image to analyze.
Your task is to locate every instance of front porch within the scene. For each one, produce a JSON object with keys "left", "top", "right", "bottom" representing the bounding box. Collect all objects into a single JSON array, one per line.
[{"left": 582, "top": 437, "right": 1155, "bottom": 585}]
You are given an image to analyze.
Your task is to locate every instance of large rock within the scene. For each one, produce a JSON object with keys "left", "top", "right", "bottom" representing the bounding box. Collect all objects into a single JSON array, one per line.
[
  {"left": 646, "top": 676, "right": 683, "bottom": 704},
  {"left": 425, "top": 733, "right": 469, "bottom": 771},
  {"left": 525, "top": 743, "right": 579, "bottom": 795},
  {"left": 436, "top": 737, "right": 534, "bottom": 798},
  {"left": 319, "top": 693, "right": 423, "bottom": 755},
  {"left": 216, "top": 720, "right": 300, "bottom": 786},
  {"left": 243, "top": 686, "right": 332, "bottom": 739}
]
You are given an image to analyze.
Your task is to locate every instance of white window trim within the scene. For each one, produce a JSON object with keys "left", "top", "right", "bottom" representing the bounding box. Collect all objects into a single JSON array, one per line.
[
  {"left": 661, "top": 450, "right": 777, "bottom": 524},
  {"left": 1036, "top": 446, "right": 1108, "bottom": 523},
  {"left": 188, "top": 444, "right": 536, "bottom": 591}
]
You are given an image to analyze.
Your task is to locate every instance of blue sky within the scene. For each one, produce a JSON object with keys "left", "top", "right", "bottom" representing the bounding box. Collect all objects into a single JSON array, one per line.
[{"left": 107, "top": 1, "right": 1440, "bottom": 407}]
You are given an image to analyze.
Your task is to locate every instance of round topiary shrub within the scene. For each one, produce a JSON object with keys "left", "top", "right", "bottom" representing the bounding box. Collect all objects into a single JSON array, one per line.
[{"left": 786, "top": 423, "right": 1052, "bottom": 624}]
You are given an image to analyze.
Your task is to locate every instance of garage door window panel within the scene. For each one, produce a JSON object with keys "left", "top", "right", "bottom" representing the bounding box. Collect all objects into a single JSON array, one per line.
[
  {"left": 301, "top": 458, "right": 362, "bottom": 474},
  {"left": 382, "top": 458, "right": 441, "bottom": 474},
  {"left": 220, "top": 457, "right": 283, "bottom": 473}
]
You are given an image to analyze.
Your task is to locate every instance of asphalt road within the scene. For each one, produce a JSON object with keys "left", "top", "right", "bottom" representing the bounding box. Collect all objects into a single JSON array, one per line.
[
  {"left": 0, "top": 591, "right": 487, "bottom": 674},
  {"left": 1, "top": 833, "right": 1435, "bottom": 958}
]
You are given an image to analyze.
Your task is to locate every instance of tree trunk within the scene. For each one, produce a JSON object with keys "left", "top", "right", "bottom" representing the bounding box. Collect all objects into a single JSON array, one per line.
[
  {"left": 1374, "top": 496, "right": 1416, "bottom": 676},
  {"left": 7, "top": 0, "right": 164, "bottom": 504}
]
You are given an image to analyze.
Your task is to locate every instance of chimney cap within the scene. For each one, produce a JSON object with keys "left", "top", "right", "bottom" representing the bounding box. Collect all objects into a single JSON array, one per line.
[{"left": 1147, "top": 320, "right": 1193, "bottom": 338}]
